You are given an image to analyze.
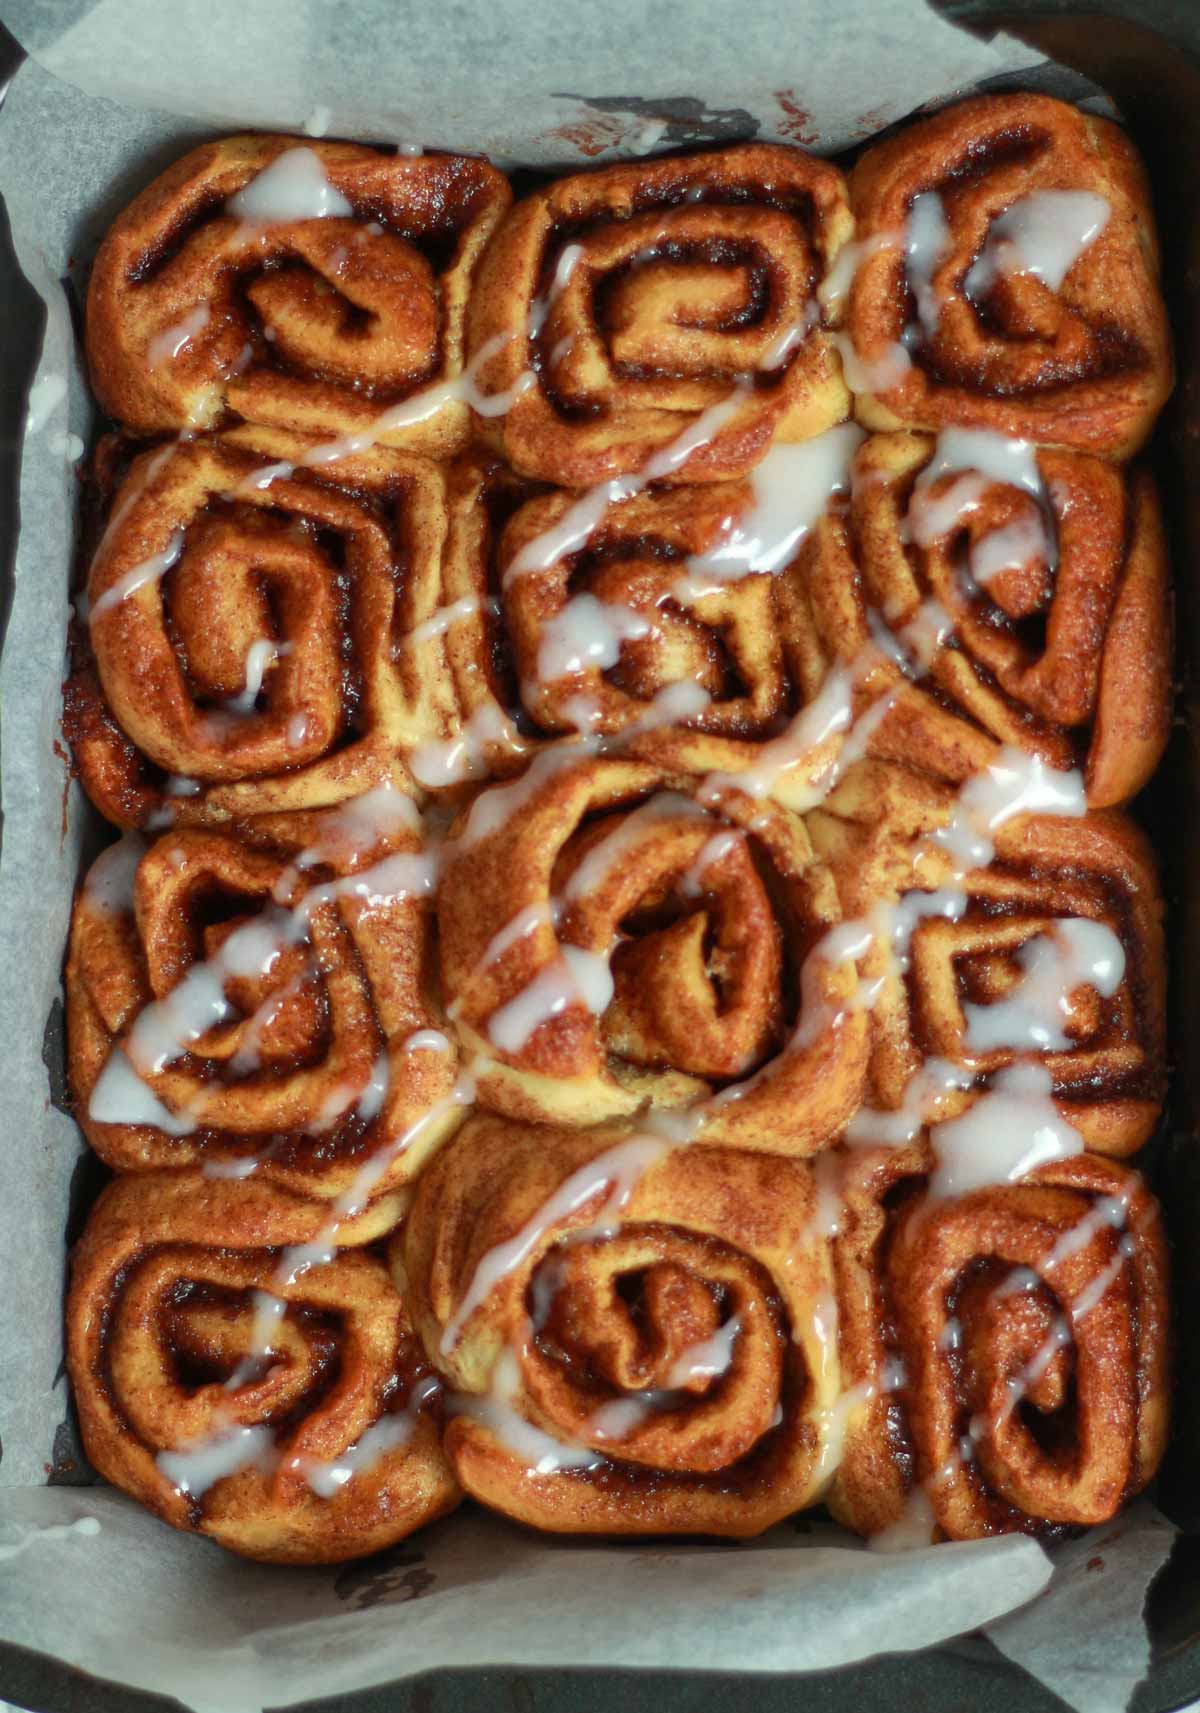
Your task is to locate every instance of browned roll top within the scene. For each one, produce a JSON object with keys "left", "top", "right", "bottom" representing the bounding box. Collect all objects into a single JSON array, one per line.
[
  {"left": 439, "top": 448, "right": 864, "bottom": 782},
  {"left": 845, "top": 94, "right": 1171, "bottom": 457},
  {"left": 790, "top": 433, "right": 1169, "bottom": 806},
  {"left": 437, "top": 750, "right": 867, "bottom": 1147},
  {"left": 67, "top": 1172, "right": 460, "bottom": 1562},
  {"left": 87, "top": 135, "right": 510, "bottom": 451},
  {"left": 397, "top": 1114, "right": 844, "bottom": 1536},
  {"left": 829, "top": 1146, "right": 1169, "bottom": 1540},
  {"left": 467, "top": 144, "right": 853, "bottom": 487},
  {"left": 810, "top": 762, "right": 1167, "bottom": 1155},
  {"left": 67, "top": 809, "right": 460, "bottom": 1199},
  {"left": 68, "top": 431, "right": 458, "bottom": 826}
]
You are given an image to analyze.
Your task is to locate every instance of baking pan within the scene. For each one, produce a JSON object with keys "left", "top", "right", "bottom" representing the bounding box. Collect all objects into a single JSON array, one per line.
[{"left": 0, "top": 0, "right": 1197, "bottom": 1707}]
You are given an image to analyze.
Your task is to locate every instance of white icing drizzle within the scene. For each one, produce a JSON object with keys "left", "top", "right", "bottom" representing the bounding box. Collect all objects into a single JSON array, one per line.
[
  {"left": 585, "top": 1314, "right": 743, "bottom": 1444},
  {"left": 277, "top": 1071, "right": 478, "bottom": 1286},
  {"left": 89, "top": 1050, "right": 202, "bottom": 1136},
  {"left": 89, "top": 529, "right": 184, "bottom": 621},
  {"left": 440, "top": 1129, "right": 676, "bottom": 1355},
  {"left": 224, "top": 1290, "right": 288, "bottom": 1389},
  {"left": 82, "top": 833, "right": 145, "bottom": 914},
  {"left": 286, "top": 782, "right": 421, "bottom": 879},
  {"left": 227, "top": 147, "right": 353, "bottom": 224},
  {"left": 563, "top": 791, "right": 707, "bottom": 902},
  {"left": 235, "top": 333, "right": 532, "bottom": 495},
  {"left": 527, "top": 243, "right": 584, "bottom": 337},
  {"left": 156, "top": 1424, "right": 278, "bottom": 1497},
  {"left": 962, "top": 919, "right": 1125, "bottom": 1052},
  {"left": 451, "top": 1348, "right": 604, "bottom": 1473},
  {"left": 907, "top": 427, "right": 1051, "bottom": 574},
  {"left": 536, "top": 594, "right": 652, "bottom": 681},
  {"left": 680, "top": 829, "right": 743, "bottom": 898},
  {"left": 226, "top": 638, "right": 292, "bottom": 715},
  {"left": 665, "top": 1313, "right": 742, "bottom": 1386},
  {"left": 845, "top": 1054, "right": 974, "bottom": 1148},
  {"left": 969, "top": 512, "right": 1050, "bottom": 585},
  {"left": 147, "top": 304, "right": 211, "bottom": 369},
  {"left": 832, "top": 330, "right": 912, "bottom": 395},
  {"left": 697, "top": 665, "right": 853, "bottom": 808},
  {"left": 927, "top": 1061, "right": 1083, "bottom": 1199},
  {"left": 816, "top": 232, "right": 901, "bottom": 317},
  {"left": 582, "top": 1308, "right": 739, "bottom": 1445},
  {"left": 409, "top": 702, "right": 528, "bottom": 788},
  {"left": 505, "top": 385, "right": 753, "bottom": 586},
  {"left": 905, "top": 192, "right": 950, "bottom": 341},
  {"left": 456, "top": 745, "right": 596, "bottom": 851},
  {"left": 488, "top": 946, "right": 615, "bottom": 1053},
  {"left": 868, "top": 1487, "right": 938, "bottom": 1553},
  {"left": 403, "top": 594, "right": 485, "bottom": 649},
  {"left": 935, "top": 747, "right": 1086, "bottom": 873},
  {"left": 674, "top": 425, "right": 865, "bottom": 601},
  {"left": 965, "top": 190, "right": 1110, "bottom": 297},
  {"left": 296, "top": 1375, "right": 443, "bottom": 1495}
]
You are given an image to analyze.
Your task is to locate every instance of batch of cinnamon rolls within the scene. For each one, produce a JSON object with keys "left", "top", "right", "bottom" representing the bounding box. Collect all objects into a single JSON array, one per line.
[{"left": 61, "top": 90, "right": 1174, "bottom": 1565}]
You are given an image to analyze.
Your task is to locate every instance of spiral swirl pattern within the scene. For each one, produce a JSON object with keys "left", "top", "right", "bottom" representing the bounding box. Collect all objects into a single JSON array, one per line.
[
  {"left": 397, "top": 1115, "right": 842, "bottom": 1535},
  {"left": 68, "top": 811, "right": 460, "bottom": 1198},
  {"left": 829, "top": 1146, "right": 1169, "bottom": 1540},
  {"left": 845, "top": 95, "right": 1171, "bottom": 456},
  {"left": 788, "top": 433, "right": 1170, "bottom": 806},
  {"left": 73, "top": 432, "right": 457, "bottom": 826},
  {"left": 440, "top": 448, "right": 865, "bottom": 778},
  {"left": 466, "top": 144, "right": 853, "bottom": 486},
  {"left": 86, "top": 136, "right": 510, "bottom": 450},
  {"left": 438, "top": 752, "right": 868, "bottom": 1145},
  {"left": 67, "top": 1172, "right": 459, "bottom": 1562},
  {"left": 809, "top": 763, "right": 1166, "bottom": 1154}
]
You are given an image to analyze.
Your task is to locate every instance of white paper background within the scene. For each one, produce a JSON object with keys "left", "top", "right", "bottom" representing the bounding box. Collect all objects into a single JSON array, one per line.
[{"left": 0, "top": 3, "right": 1180, "bottom": 1710}]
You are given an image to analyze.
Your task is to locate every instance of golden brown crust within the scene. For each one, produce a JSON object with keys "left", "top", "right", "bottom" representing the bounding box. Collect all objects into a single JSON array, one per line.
[
  {"left": 809, "top": 763, "right": 1167, "bottom": 1156},
  {"left": 785, "top": 433, "right": 1171, "bottom": 807},
  {"left": 67, "top": 1172, "right": 460, "bottom": 1563},
  {"left": 437, "top": 751, "right": 868, "bottom": 1146},
  {"left": 467, "top": 144, "right": 853, "bottom": 486},
  {"left": 67, "top": 812, "right": 461, "bottom": 1197},
  {"left": 73, "top": 431, "right": 457, "bottom": 826},
  {"left": 87, "top": 135, "right": 510, "bottom": 450},
  {"left": 440, "top": 447, "right": 862, "bottom": 783},
  {"left": 846, "top": 95, "right": 1171, "bottom": 457},
  {"left": 398, "top": 1114, "right": 842, "bottom": 1536},
  {"left": 829, "top": 1148, "right": 1170, "bottom": 1540}
]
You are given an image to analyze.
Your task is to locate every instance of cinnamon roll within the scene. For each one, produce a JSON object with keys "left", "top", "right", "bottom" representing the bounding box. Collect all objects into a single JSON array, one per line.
[
  {"left": 788, "top": 433, "right": 1170, "bottom": 807},
  {"left": 843, "top": 95, "right": 1171, "bottom": 457},
  {"left": 466, "top": 145, "right": 853, "bottom": 487},
  {"left": 67, "top": 808, "right": 460, "bottom": 1198},
  {"left": 828, "top": 1145, "right": 1169, "bottom": 1541},
  {"left": 68, "top": 431, "right": 457, "bottom": 826},
  {"left": 67, "top": 1172, "right": 459, "bottom": 1562},
  {"left": 397, "top": 1114, "right": 842, "bottom": 1536},
  {"left": 87, "top": 136, "right": 509, "bottom": 451},
  {"left": 809, "top": 762, "right": 1166, "bottom": 1155},
  {"left": 437, "top": 751, "right": 868, "bottom": 1147},
  {"left": 438, "top": 428, "right": 867, "bottom": 776}
]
